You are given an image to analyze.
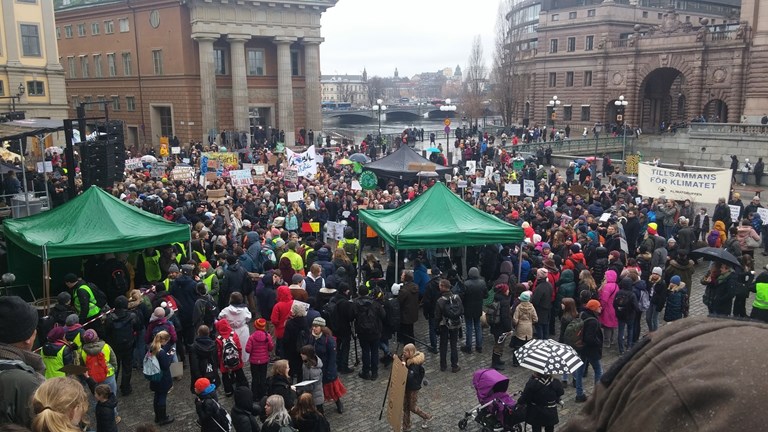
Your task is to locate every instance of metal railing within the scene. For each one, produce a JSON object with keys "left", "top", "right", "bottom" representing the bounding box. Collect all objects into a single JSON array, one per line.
[
  {"left": 689, "top": 123, "right": 768, "bottom": 136},
  {"left": 503, "top": 136, "right": 630, "bottom": 155}
]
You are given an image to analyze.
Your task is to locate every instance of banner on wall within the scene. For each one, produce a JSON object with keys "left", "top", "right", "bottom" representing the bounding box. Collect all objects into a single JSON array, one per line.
[
  {"left": 637, "top": 163, "right": 731, "bottom": 204},
  {"left": 285, "top": 145, "right": 318, "bottom": 178}
]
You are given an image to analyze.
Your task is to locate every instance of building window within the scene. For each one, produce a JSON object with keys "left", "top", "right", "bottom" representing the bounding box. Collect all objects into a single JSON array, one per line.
[
  {"left": 642, "top": 11, "right": 649, "bottom": 18},
  {"left": 548, "top": 72, "right": 557, "bottom": 87},
  {"left": 658, "top": 13, "right": 663, "bottom": 19},
  {"left": 549, "top": 39, "right": 558, "bottom": 53},
  {"left": 71, "top": 96, "right": 79, "bottom": 109},
  {"left": 107, "top": 53, "right": 116, "bottom": 77},
  {"left": 566, "top": 71, "right": 574, "bottom": 87},
  {"left": 56, "top": 27, "right": 61, "bottom": 39},
  {"left": 564, "top": 106, "right": 573, "bottom": 121},
  {"left": 77, "top": 23, "right": 86, "bottom": 37},
  {"left": 104, "top": 20, "right": 114, "bottom": 34},
  {"left": 20, "top": 24, "right": 41, "bottom": 56},
  {"left": 93, "top": 54, "right": 102, "bottom": 78},
  {"left": 580, "top": 106, "right": 591, "bottom": 121},
  {"left": 91, "top": 22, "right": 100, "bottom": 35},
  {"left": 247, "top": 49, "right": 265, "bottom": 76},
  {"left": 119, "top": 18, "right": 129, "bottom": 32},
  {"left": 67, "top": 56, "right": 76, "bottom": 78},
  {"left": 126, "top": 96, "right": 136, "bottom": 111},
  {"left": 587, "top": 9, "right": 596, "bottom": 17},
  {"left": 27, "top": 80, "right": 44, "bottom": 96},
  {"left": 567, "top": 37, "right": 576, "bottom": 52},
  {"left": 290, "top": 50, "right": 301, "bottom": 76},
  {"left": 80, "top": 56, "right": 89, "bottom": 78},
  {"left": 64, "top": 25, "right": 72, "bottom": 38},
  {"left": 551, "top": 14, "right": 559, "bottom": 21},
  {"left": 112, "top": 96, "right": 120, "bottom": 111},
  {"left": 214, "top": 48, "right": 227, "bottom": 75},
  {"left": 569, "top": 11, "right": 577, "bottom": 19},
  {"left": 122, "top": 52, "right": 132, "bottom": 76},
  {"left": 585, "top": 35, "right": 594, "bottom": 51},
  {"left": 152, "top": 50, "right": 163, "bottom": 75},
  {"left": 584, "top": 71, "right": 593, "bottom": 87},
  {"left": 83, "top": 96, "right": 92, "bottom": 107},
  {"left": 158, "top": 106, "right": 173, "bottom": 137},
  {"left": 0, "top": 81, "right": 4, "bottom": 96}
]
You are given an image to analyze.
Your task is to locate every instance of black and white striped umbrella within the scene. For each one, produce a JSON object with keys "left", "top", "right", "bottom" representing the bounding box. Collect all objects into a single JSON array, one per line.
[{"left": 514, "top": 339, "right": 584, "bottom": 375}]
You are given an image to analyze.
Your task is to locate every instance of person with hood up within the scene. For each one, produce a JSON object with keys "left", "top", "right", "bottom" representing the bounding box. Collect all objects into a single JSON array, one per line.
[
  {"left": 493, "top": 260, "right": 516, "bottom": 288},
  {"left": 400, "top": 343, "right": 433, "bottom": 432},
  {"left": 231, "top": 386, "right": 260, "bottom": 432},
  {"left": 512, "top": 291, "right": 538, "bottom": 367},
  {"left": 313, "top": 247, "right": 335, "bottom": 278},
  {"left": 255, "top": 270, "right": 282, "bottom": 328},
  {"left": 490, "top": 284, "right": 512, "bottom": 371},
  {"left": 591, "top": 247, "right": 609, "bottom": 285},
  {"left": 245, "top": 318, "right": 274, "bottom": 401},
  {"left": 556, "top": 269, "right": 577, "bottom": 309},
  {"left": 215, "top": 319, "right": 247, "bottom": 396},
  {"left": 64, "top": 313, "right": 85, "bottom": 352},
  {"left": 192, "top": 283, "right": 218, "bottom": 335},
  {"left": 40, "top": 326, "right": 75, "bottom": 379},
  {"left": 531, "top": 268, "right": 553, "bottom": 339},
  {"left": 709, "top": 220, "right": 727, "bottom": 247},
  {"left": 665, "top": 253, "right": 695, "bottom": 289},
  {"left": 663, "top": 275, "right": 689, "bottom": 322},
  {"left": 574, "top": 300, "right": 603, "bottom": 403},
  {"left": 104, "top": 295, "right": 142, "bottom": 396},
  {"left": 270, "top": 285, "right": 294, "bottom": 357},
  {"left": 462, "top": 267, "right": 487, "bottom": 354},
  {"left": 189, "top": 325, "right": 220, "bottom": 395},
  {"left": 218, "top": 254, "right": 251, "bottom": 312},
  {"left": 413, "top": 260, "right": 430, "bottom": 297},
  {"left": 283, "top": 302, "right": 310, "bottom": 383},
  {"left": 650, "top": 236, "right": 668, "bottom": 274},
  {"left": 326, "top": 266, "right": 348, "bottom": 291},
  {"left": 517, "top": 370, "right": 565, "bottom": 432},
  {"left": 613, "top": 277, "right": 639, "bottom": 355},
  {"left": 598, "top": 270, "right": 619, "bottom": 348},
  {"left": 218, "top": 292, "right": 252, "bottom": 363},
  {"left": 193, "top": 377, "right": 228, "bottom": 432}
]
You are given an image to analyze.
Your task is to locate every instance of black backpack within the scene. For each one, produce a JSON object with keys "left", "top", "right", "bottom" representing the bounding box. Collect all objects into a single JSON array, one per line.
[
  {"left": 218, "top": 336, "right": 241, "bottom": 370},
  {"left": 321, "top": 297, "right": 339, "bottom": 331},
  {"left": 354, "top": 299, "right": 381, "bottom": 338},
  {"left": 441, "top": 295, "right": 463, "bottom": 329},
  {"left": 383, "top": 295, "right": 400, "bottom": 330},
  {"left": 111, "top": 269, "right": 128, "bottom": 294},
  {"left": 86, "top": 283, "right": 109, "bottom": 310},
  {"left": 108, "top": 313, "right": 136, "bottom": 348},
  {"left": 613, "top": 291, "right": 632, "bottom": 321},
  {"left": 201, "top": 298, "right": 218, "bottom": 328}
]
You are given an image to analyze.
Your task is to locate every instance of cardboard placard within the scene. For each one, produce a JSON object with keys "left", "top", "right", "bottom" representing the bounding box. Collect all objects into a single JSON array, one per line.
[
  {"left": 287, "top": 191, "right": 303, "bottom": 202},
  {"left": 284, "top": 168, "right": 298, "bottom": 184},
  {"left": 206, "top": 188, "right": 227, "bottom": 202},
  {"left": 125, "top": 158, "right": 143, "bottom": 169},
  {"left": 205, "top": 172, "right": 217, "bottom": 182},
  {"left": 171, "top": 166, "right": 195, "bottom": 181},
  {"left": 386, "top": 356, "right": 408, "bottom": 432},
  {"left": 729, "top": 204, "right": 741, "bottom": 221},
  {"left": 229, "top": 169, "right": 254, "bottom": 187},
  {"left": 505, "top": 183, "right": 521, "bottom": 196}
]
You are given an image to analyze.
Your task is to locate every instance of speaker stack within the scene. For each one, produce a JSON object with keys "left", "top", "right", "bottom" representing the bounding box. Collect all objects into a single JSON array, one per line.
[{"left": 80, "top": 120, "right": 126, "bottom": 189}]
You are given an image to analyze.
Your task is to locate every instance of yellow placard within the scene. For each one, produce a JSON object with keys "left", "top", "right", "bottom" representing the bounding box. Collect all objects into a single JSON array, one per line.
[{"left": 159, "top": 136, "right": 169, "bottom": 157}]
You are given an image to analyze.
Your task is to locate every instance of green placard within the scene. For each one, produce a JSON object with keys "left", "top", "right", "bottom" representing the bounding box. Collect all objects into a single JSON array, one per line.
[{"left": 360, "top": 170, "right": 378, "bottom": 190}]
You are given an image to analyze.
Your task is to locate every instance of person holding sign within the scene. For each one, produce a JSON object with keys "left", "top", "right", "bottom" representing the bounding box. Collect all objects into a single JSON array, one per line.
[{"left": 399, "top": 343, "right": 433, "bottom": 431}]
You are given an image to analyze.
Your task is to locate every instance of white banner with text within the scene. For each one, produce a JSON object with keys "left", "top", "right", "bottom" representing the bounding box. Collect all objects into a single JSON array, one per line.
[{"left": 637, "top": 163, "right": 731, "bottom": 204}]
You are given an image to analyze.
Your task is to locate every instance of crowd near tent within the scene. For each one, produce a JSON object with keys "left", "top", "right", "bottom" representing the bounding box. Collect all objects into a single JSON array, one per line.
[{"left": 363, "top": 145, "right": 451, "bottom": 181}]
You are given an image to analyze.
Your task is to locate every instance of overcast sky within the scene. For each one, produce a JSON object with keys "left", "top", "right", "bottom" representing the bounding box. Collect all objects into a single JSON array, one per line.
[{"left": 319, "top": 0, "right": 501, "bottom": 78}]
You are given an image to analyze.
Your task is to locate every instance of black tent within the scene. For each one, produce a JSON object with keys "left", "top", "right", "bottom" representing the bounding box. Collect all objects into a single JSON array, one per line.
[{"left": 363, "top": 145, "right": 451, "bottom": 181}]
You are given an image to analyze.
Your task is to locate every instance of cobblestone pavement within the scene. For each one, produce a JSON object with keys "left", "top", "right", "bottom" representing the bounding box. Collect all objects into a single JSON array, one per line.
[{"left": 116, "top": 253, "right": 765, "bottom": 432}]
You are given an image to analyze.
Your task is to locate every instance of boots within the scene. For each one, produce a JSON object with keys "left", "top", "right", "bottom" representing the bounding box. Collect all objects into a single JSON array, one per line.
[
  {"left": 491, "top": 354, "right": 505, "bottom": 371},
  {"left": 336, "top": 399, "right": 344, "bottom": 414},
  {"left": 154, "top": 404, "right": 175, "bottom": 426}
]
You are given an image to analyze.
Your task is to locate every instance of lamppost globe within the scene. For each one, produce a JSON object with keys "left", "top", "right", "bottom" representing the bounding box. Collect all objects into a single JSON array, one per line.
[
  {"left": 614, "top": 95, "right": 629, "bottom": 173},
  {"left": 377, "top": 98, "right": 383, "bottom": 105}
]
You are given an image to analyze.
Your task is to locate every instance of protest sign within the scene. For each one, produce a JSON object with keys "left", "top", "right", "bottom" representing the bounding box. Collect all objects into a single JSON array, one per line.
[
  {"left": 36, "top": 161, "right": 53, "bottom": 173},
  {"left": 729, "top": 205, "right": 741, "bottom": 222},
  {"left": 229, "top": 169, "right": 253, "bottom": 187},
  {"left": 637, "top": 163, "right": 731, "bottom": 204},
  {"left": 125, "top": 158, "right": 143, "bottom": 169},
  {"left": 523, "top": 179, "right": 535, "bottom": 196},
  {"left": 171, "top": 166, "right": 195, "bottom": 181},
  {"left": 386, "top": 358, "right": 408, "bottom": 432},
  {"left": 476, "top": 177, "right": 486, "bottom": 186},
  {"left": 285, "top": 145, "right": 318, "bottom": 178},
  {"left": 284, "top": 168, "right": 298, "bottom": 184},
  {"left": 351, "top": 180, "right": 362, "bottom": 191},
  {"left": 505, "top": 183, "right": 521, "bottom": 196},
  {"left": 201, "top": 152, "right": 239, "bottom": 170},
  {"left": 287, "top": 191, "right": 303, "bottom": 202}
]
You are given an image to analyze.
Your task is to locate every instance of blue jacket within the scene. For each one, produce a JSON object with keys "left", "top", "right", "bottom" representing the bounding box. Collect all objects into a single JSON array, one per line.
[
  {"left": 313, "top": 333, "right": 338, "bottom": 383},
  {"left": 413, "top": 265, "right": 429, "bottom": 296}
]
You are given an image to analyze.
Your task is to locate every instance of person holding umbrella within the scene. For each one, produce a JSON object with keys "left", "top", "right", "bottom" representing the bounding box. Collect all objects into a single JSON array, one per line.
[{"left": 517, "top": 370, "right": 565, "bottom": 432}]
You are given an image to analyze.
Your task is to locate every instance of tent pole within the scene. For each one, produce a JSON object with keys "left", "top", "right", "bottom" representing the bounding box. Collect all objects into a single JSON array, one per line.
[
  {"left": 462, "top": 246, "right": 467, "bottom": 279},
  {"left": 42, "top": 245, "right": 50, "bottom": 315},
  {"left": 357, "top": 221, "right": 363, "bottom": 287},
  {"left": 394, "top": 248, "right": 399, "bottom": 288},
  {"left": 517, "top": 243, "right": 523, "bottom": 283}
]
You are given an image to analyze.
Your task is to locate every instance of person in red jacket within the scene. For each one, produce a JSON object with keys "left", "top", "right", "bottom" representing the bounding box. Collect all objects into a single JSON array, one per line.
[
  {"left": 215, "top": 319, "right": 247, "bottom": 396},
  {"left": 270, "top": 285, "right": 294, "bottom": 357},
  {"left": 564, "top": 244, "right": 588, "bottom": 271},
  {"left": 245, "top": 318, "right": 274, "bottom": 401}
]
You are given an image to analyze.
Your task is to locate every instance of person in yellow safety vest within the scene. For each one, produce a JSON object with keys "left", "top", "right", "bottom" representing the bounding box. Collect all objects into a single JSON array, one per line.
[
  {"left": 138, "top": 248, "right": 162, "bottom": 286},
  {"left": 172, "top": 242, "right": 187, "bottom": 264},
  {"left": 199, "top": 261, "right": 220, "bottom": 297},
  {"left": 160, "top": 264, "right": 180, "bottom": 292},
  {"left": 41, "top": 326, "right": 75, "bottom": 379},
  {"left": 337, "top": 227, "right": 360, "bottom": 266},
  {"left": 64, "top": 313, "right": 85, "bottom": 352},
  {"left": 64, "top": 273, "right": 102, "bottom": 325},
  {"left": 81, "top": 329, "right": 118, "bottom": 388},
  {"left": 282, "top": 241, "right": 305, "bottom": 276},
  {"left": 751, "top": 266, "right": 768, "bottom": 323}
]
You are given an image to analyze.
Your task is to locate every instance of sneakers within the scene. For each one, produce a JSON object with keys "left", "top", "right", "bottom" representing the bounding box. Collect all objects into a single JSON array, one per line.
[
  {"left": 575, "top": 394, "right": 588, "bottom": 403},
  {"left": 451, "top": 365, "right": 461, "bottom": 373},
  {"left": 421, "top": 414, "right": 433, "bottom": 429}
]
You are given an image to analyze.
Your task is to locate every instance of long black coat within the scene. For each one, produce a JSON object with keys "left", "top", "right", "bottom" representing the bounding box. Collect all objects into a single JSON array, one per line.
[
  {"left": 517, "top": 375, "right": 564, "bottom": 427},
  {"left": 463, "top": 269, "right": 487, "bottom": 320},
  {"left": 489, "top": 290, "right": 512, "bottom": 339}
]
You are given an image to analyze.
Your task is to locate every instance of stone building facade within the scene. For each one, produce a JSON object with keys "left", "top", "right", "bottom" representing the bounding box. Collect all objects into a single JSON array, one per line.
[{"left": 55, "top": 0, "right": 336, "bottom": 151}]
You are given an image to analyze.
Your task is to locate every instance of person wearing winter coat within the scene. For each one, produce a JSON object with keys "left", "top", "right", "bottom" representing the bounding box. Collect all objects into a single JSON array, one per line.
[
  {"left": 219, "top": 254, "right": 252, "bottom": 311},
  {"left": 613, "top": 278, "right": 640, "bottom": 355},
  {"left": 40, "top": 326, "right": 75, "bottom": 379},
  {"left": 309, "top": 317, "right": 345, "bottom": 413},
  {"left": 531, "top": 268, "right": 553, "bottom": 339},
  {"left": 245, "top": 318, "right": 274, "bottom": 401},
  {"left": 314, "top": 247, "right": 335, "bottom": 278},
  {"left": 149, "top": 331, "right": 175, "bottom": 425},
  {"left": 192, "top": 283, "right": 218, "bottom": 335},
  {"left": 283, "top": 302, "right": 310, "bottom": 383},
  {"left": 647, "top": 267, "right": 667, "bottom": 332},
  {"left": 145, "top": 306, "right": 178, "bottom": 352},
  {"left": 255, "top": 270, "right": 282, "bottom": 327},
  {"left": 665, "top": 254, "right": 695, "bottom": 291},
  {"left": 94, "top": 384, "right": 119, "bottom": 432},
  {"left": 104, "top": 295, "right": 142, "bottom": 396},
  {"left": 231, "top": 386, "right": 260, "bottom": 432},
  {"left": 663, "top": 275, "right": 689, "bottom": 322},
  {"left": 270, "top": 285, "right": 294, "bottom": 357},
  {"left": 400, "top": 343, "right": 432, "bottom": 431},
  {"left": 189, "top": 325, "right": 220, "bottom": 395},
  {"left": 493, "top": 260, "right": 516, "bottom": 288},
  {"left": 556, "top": 269, "right": 577, "bottom": 309},
  {"left": 462, "top": 267, "right": 487, "bottom": 353},
  {"left": 397, "top": 271, "right": 420, "bottom": 345},
  {"left": 628, "top": 270, "right": 649, "bottom": 344},
  {"left": 512, "top": 291, "right": 538, "bottom": 367},
  {"left": 591, "top": 247, "right": 609, "bottom": 285},
  {"left": 193, "top": 377, "right": 227, "bottom": 432},
  {"left": 490, "top": 284, "right": 512, "bottom": 371},
  {"left": 81, "top": 329, "right": 118, "bottom": 396},
  {"left": 298, "top": 345, "right": 324, "bottom": 411},
  {"left": 574, "top": 300, "right": 604, "bottom": 403},
  {"left": 218, "top": 292, "right": 252, "bottom": 363},
  {"left": 650, "top": 236, "right": 668, "bottom": 273},
  {"left": 290, "top": 393, "right": 330, "bottom": 432},
  {"left": 598, "top": 270, "right": 619, "bottom": 348},
  {"left": 215, "top": 319, "right": 248, "bottom": 396},
  {"left": 265, "top": 360, "right": 297, "bottom": 411},
  {"left": 517, "top": 372, "right": 565, "bottom": 432},
  {"left": 736, "top": 219, "right": 761, "bottom": 257},
  {"left": 703, "top": 263, "right": 737, "bottom": 316}
]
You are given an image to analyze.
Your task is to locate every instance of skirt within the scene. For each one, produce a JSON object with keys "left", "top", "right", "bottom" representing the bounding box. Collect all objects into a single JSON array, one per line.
[{"left": 323, "top": 378, "right": 347, "bottom": 401}]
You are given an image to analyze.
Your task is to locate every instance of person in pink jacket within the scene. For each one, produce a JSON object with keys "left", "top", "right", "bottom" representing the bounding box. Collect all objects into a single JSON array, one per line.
[
  {"left": 270, "top": 285, "right": 294, "bottom": 357},
  {"left": 246, "top": 318, "right": 274, "bottom": 401},
  {"left": 598, "top": 270, "right": 619, "bottom": 348}
]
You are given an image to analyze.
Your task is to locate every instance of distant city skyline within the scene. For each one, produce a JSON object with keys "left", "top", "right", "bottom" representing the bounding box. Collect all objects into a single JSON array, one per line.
[{"left": 319, "top": 0, "right": 499, "bottom": 78}]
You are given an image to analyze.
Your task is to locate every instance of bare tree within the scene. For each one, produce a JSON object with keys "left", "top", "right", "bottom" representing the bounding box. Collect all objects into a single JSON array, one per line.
[
  {"left": 337, "top": 81, "right": 354, "bottom": 103},
  {"left": 463, "top": 35, "right": 488, "bottom": 129},
  {"left": 492, "top": 0, "right": 516, "bottom": 126},
  {"left": 367, "top": 76, "right": 385, "bottom": 106}
]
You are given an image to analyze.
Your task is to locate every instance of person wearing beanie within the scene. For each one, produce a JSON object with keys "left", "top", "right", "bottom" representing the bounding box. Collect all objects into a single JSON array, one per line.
[
  {"left": 574, "top": 299, "right": 604, "bottom": 403},
  {"left": 245, "top": 318, "right": 274, "bottom": 401},
  {"left": 193, "top": 377, "right": 227, "bottom": 432},
  {"left": 532, "top": 269, "right": 554, "bottom": 339},
  {"left": 283, "top": 300, "right": 311, "bottom": 383},
  {"left": 289, "top": 273, "right": 309, "bottom": 303},
  {"left": 647, "top": 222, "right": 658, "bottom": 236},
  {"left": 160, "top": 264, "right": 180, "bottom": 292},
  {"left": 511, "top": 290, "right": 538, "bottom": 368},
  {"left": 64, "top": 273, "right": 104, "bottom": 333},
  {"left": 664, "top": 275, "right": 688, "bottom": 323},
  {"left": 81, "top": 328, "right": 119, "bottom": 422},
  {"left": 310, "top": 314, "right": 347, "bottom": 414},
  {"left": 104, "top": 295, "right": 141, "bottom": 396},
  {"left": 145, "top": 306, "right": 178, "bottom": 353},
  {"left": 40, "top": 326, "right": 75, "bottom": 379},
  {"left": 42, "top": 291, "right": 75, "bottom": 337}
]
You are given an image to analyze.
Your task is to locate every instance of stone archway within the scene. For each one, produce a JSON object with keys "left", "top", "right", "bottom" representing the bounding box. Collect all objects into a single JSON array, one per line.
[
  {"left": 703, "top": 99, "right": 728, "bottom": 123},
  {"left": 638, "top": 67, "right": 688, "bottom": 132}
]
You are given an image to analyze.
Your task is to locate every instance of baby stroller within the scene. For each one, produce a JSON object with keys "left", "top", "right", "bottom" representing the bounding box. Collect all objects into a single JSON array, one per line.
[{"left": 458, "top": 369, "right": 526, "bottom": 432}]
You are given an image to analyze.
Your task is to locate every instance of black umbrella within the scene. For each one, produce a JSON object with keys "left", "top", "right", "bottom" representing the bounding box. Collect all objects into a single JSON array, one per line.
[
  {"left": 349, "top": 153, "right": 371, "bottom": 164},
  {"left": 690, "top": 247, "right": 742, "bottom": 270}
]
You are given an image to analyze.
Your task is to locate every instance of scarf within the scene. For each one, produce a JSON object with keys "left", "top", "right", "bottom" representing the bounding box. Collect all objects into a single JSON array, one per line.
[{"left": 0, "top": 343, "right": 45, "bottom": 375}]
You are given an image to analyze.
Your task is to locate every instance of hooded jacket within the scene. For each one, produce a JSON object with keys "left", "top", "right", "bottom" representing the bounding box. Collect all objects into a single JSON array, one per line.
[
  {"left": 405, "top": 351, "right": 426, "bottom": 391},
  {"left": 231, "top": 386, "right": 259, "bottom": 432},
  {"left": 270, "top": 286, "right": 294, "bottom": 338},
  {"left": 614, "top": 278, "right": 639, "bottom": 322},
  {"left": 301, "top": 355, "right": 324, "bottom": 406},
  {"left": 493, "top": 260, "right": 516, "bottom": 288},
  {"left": 664, "top": 281, "right": 688, "bottom": 322},
  {"left": 556, "top": 270, "right": 577, "bottom": 303},
  {"left": 189, "top": 335, "right": 220, "bottom": 393},
  {"left": 592, "top": 247, "right": 609, "bottom": 285},
  {"left": 215, "top": 320, "right": 243, "bottom": 372},
  {"left": 245, "top": 327, "right": 273, "bottom": 365},
  {"left": 531, "top": 279, "right": 553, "bottom": 323},
  {"left": 598, "top": 270, "right": 619, "bottom": 328},
  {"left": 650, "top": 236, "right": 668, "bottom": 270},
  {"left": 513, "top": 301, "right": 538, "bottom": 341},
  {"left": 255, "top": 270, "right": 279, "bottom": 320},
  {"left": 82, "top": 340, "right": 117, "bottom": 380},
  {"left": 314, "top": 248, "right": 335, "bottom": 278},
  {"left": 463, "top": 267, "right": 488, "bottom": 319},
  {"left": 665, "top": 258, "right": 695, "bottom": 289},
  {"left": 736, "top": 225, "right": 761, "bottom": 250}
]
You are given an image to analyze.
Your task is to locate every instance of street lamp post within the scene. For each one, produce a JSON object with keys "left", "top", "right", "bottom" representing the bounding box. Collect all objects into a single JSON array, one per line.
[
  {"left": 549, "top": 95, "right": 561, "bottom": 134},
  {"left": 593, "top": 121, "right": 603, "bottom": 178},
  {"left": 615, "top": 95, "right": 628, "bottom": 173},
  {"left": 0, "top": 83, "right": 25, "bottom": 113},
  {"left": 373, "top": 98, "right": 386, "bottom": 152},
  {"left": 440, "top": 98, "right": 457, "bottom": 162}
]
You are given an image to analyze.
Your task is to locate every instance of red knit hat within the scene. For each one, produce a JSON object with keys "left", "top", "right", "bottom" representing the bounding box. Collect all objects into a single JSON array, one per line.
[
  {"left": 586, "top": 299, "right": 602, "bottom": 312},
  {"left": 255, "top": 318, "right": 267, "bottom": 331},
  {"left": 647, "top": 222, "right": 658, "bottom": 235},
  {"left": 194, "top": 378, "right": 211, "bottom": 394}
]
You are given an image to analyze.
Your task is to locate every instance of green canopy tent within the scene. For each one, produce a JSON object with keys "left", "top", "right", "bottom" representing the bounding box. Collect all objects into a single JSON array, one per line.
[
  {"left": 358, "top": 182, "right": 523, "bottom": 278},
  {"left": 4, "top": 186, "right": 190, "bottom": 307}
]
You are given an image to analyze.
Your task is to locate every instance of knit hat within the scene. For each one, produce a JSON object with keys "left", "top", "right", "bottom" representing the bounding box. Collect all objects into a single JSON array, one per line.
[
  {"left": 670, "top": 275, "right": 682, "bottom": 285},
  {"left": 537, "top": 268, "right": 548, "bottom": 279},
  {"left": 541, "top": 242, "right": 551, "bottom": 250},
  {"left": 312, "top": 317, "right": 326, "bottom": 327},
  {"left": 647, "top": 222, "right": 658, "bottom": 235},
  {"left": 64, "top": 273, "right": 79, "bottom": 283},
  {"left": 57, "top": 291, "right": 71, "bottom": 305},
  {"left": 47, "top": 326, "right": 66, "bottom": 342},
  {"left": 586, "top": 299, "right": 602, "bottom": 312},
  {"left": 652, "top": 267, "right": 663, "bottom": 276},
  {"left": 570, "top": 244, "right": 582, "bottom": 253},
  {"left": 255, "top": 318, "right": 267, "bottom": 331},
  {"left": 114, "top": 295, "right": 128, "bottom": 310},
  {"left": 610, "top": 251, "right": 621, "bottom": 260},
  {"left": 200, "top": 261, "right": 211, "bottom": 269},
  {"left": 153, "top": 307, "right": 166, "bottom": 319},
  {"left": 65, "top": 313, "right": 80, "bottom": 327},
  {"left": 668, "top": 238, "right": 677, "bottom": 244},
  {"left": 0, "top": 296, "right": 39, "bottom": 344},
  {"left": 83, "top": 329, "right": 99, "bottom": 343},
  {"left": 181, "top": 264, "right": 195, "bottom": 274},
  {"left": 291, "top": 274, "right": 304, "bottom": 284},
  {"left": 511, "top": 210, "right": 519, "bottom": 218},
  {"left": 194, "top": 377, "right": 213, "bottom": 395},
  {"left": 274, "top": 238, "right": 286, "bottom": 248},
  {"left": 519, "top": 291, "right": 532, "bottom": 302},
  {"left": 168, "top": 264, "right": 180, "bottom": 274}
]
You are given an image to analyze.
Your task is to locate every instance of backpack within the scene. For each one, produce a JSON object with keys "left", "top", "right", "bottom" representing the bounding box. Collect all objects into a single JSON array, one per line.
[
  {"left": 613, "top": 291, "right": 632, "bottom": 321},
  {"left": 199, "top": 398, "right": 232, "bottom": 432},
  {"left": 87, "top": 283, "right": 108, "bottom": 310},
  {"left": 638, "top": 288, "right": 651, "bottom": 312},
  {"left": 383, "top": 295, "right": 401, "bottom": 329},
  {"left": 85, "top": 351, "right": 109, "bottom": 383},
  {"left": 724, "top": 238, "right": 743, "bottom": 258},
  {"left": 321, "top": 297, "right": 339, "bottom": 331},
  {"left": 354, "top": 299, "right": 380, "bottom": 338},
  {"left": 143, "top": 352, "right": 162, "bottom": 382},
  {"left": 111, "top": 269, "right": 128, "bottom": 294},
  {"left": 563, "top": 315, "right": 596, "bottom": 349},
  {"left": 201, "top": 298, "right": 218, "bottom": 328},
  {"left": 441, "top": 295, "right": 463, "bottom": 330},
  {"left": 342, "top": 240, "right": 358, "bottom": 262},
  {"left": 219, "top": 336, "right": 241, "bottom": 370},
  {"left": 483, "top": 300, "right": 502, "bottom": 326},
  {"left": 109, "top": 314, "right": 135, "bottom": 348}
]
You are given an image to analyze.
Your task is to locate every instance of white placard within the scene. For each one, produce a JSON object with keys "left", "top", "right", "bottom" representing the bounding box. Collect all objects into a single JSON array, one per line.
[
  {"left": 523, "top": 179, "right": 535, "bottom": 196},
  {"left": 285, "top": 145, "right": 318, "bottom": 178},
  {"left": 242, "top": 163, "right": 254, "bottom": 172},
  {"left": 600, "top": 212, "right": 612, "bottom": 222},
  {"left": 757, "top": 207, "right": 768, "bottom": 223},
  {"left": 485, "top": 166, "right": 494, "bottom": 179},
  {"left": 351, "top": 180, "right": 362, "bottom": 191},
  {"left": 284, "top": 168, "right": 298, "bottom": 184},
  {"left": 472, "top": 184, "right": 482, "bottom": 193},
  {"left": 637, "top": 163, "right": 732, "bottom": 204},
  {"left": 182, "top": 158, "right": 190, "bottom": 164},
  {"left": 125, "top": 158, "right": 143, "bottom": 169},
  {"left": 171, "top": 146, "right": 181, "bottom": 155},
  {"left": 505, "top": 183, "right": 521, "bottom": 196},
  {"left": 466, "top": 160, "right": 476, "bottom": 173},
  {"left": 171, "top": 166, "right": 195, "bottom": 181},
  {"left": 458, "top": 180, "right": 468, "bottom": 188},
  {"left": 445, "top": 174, "right": 452, "bottom": 183},
  {"left": 476, "top": 177, "right": 486, "bottom": 186},
  {"left": 36, "top": 161, "right": 53, "bottom": 173},
  {"left": 729, "top": 204, "right": 742, "bottom": 222},
  {"left": 620, "top": 237, "right": 629, "bottom": 254},
  {"left": 287, "top": 191, "right": 303, "bottom": 202},
  {"left": 229, "top": 169, "right": 253, "bottom": 187},
  {"left": 253, "top": 164, "right": 267, "bottom": 175}
]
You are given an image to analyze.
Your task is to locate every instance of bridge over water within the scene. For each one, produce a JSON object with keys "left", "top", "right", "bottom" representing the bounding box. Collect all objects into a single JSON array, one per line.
[{"left": 322, "top": 105, "right": 461, "bottom": 122}]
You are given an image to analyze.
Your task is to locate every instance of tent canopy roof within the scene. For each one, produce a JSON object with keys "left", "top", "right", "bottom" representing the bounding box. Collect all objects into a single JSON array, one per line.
[
  {"left": 363, "top": 145, "right": 451, "bottom": 180},
  {"left": 4, "top": 186, "right": 190, "bottom": 260},
  {"left": 359, "top": 182, "right": 523, "bottom": 249}
]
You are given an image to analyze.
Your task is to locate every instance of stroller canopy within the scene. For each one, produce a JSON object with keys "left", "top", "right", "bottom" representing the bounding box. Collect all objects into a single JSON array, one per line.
[{"left": 472, "top": 369, "right": 510, "bottom": 403}]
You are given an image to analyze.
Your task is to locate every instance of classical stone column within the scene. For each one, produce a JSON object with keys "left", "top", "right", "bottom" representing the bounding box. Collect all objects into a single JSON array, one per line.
[
  {"left": 193, "top": 33, "right": 220, "bottom": 144},
  {"left": 2, "top": 0, "right": 21, "bottom": 66},
  {"left": 275, "top": 37, "right": 297, "bottom": 146},
  {"left": 41, "top": 0, "right": 63, "bottom": 70},
  {"left": 303, "top": 37, "right": 324, "bottom": 134},
  {"left": 228, "top": 34, "right": 250, "bottom": 133}
]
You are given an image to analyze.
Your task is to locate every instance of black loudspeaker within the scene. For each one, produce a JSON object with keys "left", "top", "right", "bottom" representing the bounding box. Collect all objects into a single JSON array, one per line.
[{"left": 81, "top": 133, "right": 126, "bottom": 189}]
